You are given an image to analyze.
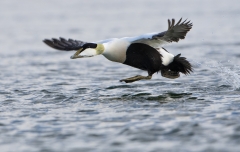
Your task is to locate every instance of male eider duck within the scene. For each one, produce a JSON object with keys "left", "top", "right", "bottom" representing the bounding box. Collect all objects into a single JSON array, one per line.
[{"left": 43, "top": 18, "right": 193, "bottom": 83}]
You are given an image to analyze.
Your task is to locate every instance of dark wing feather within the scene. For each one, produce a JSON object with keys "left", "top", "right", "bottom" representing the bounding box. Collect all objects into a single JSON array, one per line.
[
  {"left": 129, "top": 18, "right": 192, "bottom": 48},
  {"left": 43, "top": 37, "right": 87, "bottom": 51},
  {"left": 153, "top": 18, "right": 193, "bottom": 43}
]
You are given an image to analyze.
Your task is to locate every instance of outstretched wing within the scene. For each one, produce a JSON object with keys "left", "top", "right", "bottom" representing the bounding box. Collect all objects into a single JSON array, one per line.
[
  {"left": 43, "top": 37, "right": 87, "bottom": 51},
  {"left": 153, "top": 18, "right": 193, "bottom": 43},
  {"left": 126, "top": 18, "right": 192, "bottom": 47}
]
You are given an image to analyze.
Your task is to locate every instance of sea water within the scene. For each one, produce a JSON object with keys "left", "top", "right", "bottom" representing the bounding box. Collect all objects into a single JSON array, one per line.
[{"left": 1, "top": 0, "right": 240, "bottom": 152}]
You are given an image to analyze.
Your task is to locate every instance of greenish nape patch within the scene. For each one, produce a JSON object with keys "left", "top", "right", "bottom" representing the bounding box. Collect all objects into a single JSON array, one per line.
[{"left": 96, "top": 44, "right": 105, "bottom": 55}]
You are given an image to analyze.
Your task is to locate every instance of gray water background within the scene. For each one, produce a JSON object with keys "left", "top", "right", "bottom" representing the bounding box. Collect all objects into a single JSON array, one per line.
[{"left": 1, "top": 0, "right": 240, "bottom": 151}]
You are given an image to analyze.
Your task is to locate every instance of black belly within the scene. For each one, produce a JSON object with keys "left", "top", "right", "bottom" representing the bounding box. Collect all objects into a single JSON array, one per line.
[{"left": 123, "top": 43, "right": 163, "bottom": 75}]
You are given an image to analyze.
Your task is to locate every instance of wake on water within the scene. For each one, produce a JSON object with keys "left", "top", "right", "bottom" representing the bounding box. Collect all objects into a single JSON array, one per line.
[{"left": 191, "top": 60, "right": 240, "bottom": 90}]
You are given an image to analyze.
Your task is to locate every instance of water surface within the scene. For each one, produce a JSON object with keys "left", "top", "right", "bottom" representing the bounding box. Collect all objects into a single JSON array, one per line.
[{"left": 1, "top": 0, "right": 240, "bottom": 152}]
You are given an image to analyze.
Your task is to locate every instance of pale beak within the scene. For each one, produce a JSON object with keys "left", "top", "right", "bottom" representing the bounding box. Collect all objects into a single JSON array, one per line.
[
  {"left": 70, "top": 44, "right": 103, "bottom": 59},
  {"left": 70, "top": 48, "right": 94, "bottom": 59},
  {"left": 70, "top": 48, "right": 83, "bottom": 59}
]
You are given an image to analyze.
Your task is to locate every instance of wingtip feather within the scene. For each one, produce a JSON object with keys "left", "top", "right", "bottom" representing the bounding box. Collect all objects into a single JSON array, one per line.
[{"left": 43, "top": 37, "right": 87, "bottom": 51}]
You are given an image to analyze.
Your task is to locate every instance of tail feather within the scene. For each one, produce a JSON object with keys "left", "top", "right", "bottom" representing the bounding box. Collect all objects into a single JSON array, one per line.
[
  {"left": 43, "top": 37, "right": 87, "bottom": 51},
  {"left": 168, "top": 54, "right": 193, "bottom": 75}
]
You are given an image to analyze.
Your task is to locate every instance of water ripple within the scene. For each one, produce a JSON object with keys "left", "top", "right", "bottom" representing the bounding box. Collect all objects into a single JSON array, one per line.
[{"left": 1, "top": 1, "right": 240, "bottom": 152}]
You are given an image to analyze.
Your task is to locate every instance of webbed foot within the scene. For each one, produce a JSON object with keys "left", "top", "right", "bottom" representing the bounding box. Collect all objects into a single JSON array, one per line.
[
  {"left": 161, "top": 70, "right": 180, "bottom": 79},
  {"left": 120, "top": 75, "right": 152, "bottom": 83}
]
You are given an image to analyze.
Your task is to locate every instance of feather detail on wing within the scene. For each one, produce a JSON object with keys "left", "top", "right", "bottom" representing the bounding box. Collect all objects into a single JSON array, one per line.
[
  {"left": 153, "top": 18, "right": 192, "bottom": 43},
  {"left": 43, "top": 37, "right": 87, "bottom": 51},
  {"left": 126, "top": 18, "right": 192, "bottom": 48}
]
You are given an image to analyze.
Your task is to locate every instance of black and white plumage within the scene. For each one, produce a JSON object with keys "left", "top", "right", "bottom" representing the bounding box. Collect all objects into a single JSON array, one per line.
[{"left": 43, "top": 18, "right": 193, "bottom": 83}]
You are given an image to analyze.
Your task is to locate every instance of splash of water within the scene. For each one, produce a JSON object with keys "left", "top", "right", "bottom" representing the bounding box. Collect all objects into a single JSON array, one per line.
[{"left": 191, "top": 60, "right": 240, "bottom": 90}]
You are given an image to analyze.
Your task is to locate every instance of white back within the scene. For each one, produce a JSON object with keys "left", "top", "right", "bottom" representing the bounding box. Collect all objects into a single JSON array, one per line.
[{"left": 102, "top": 39, "right": 130, "bottom": 63}]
